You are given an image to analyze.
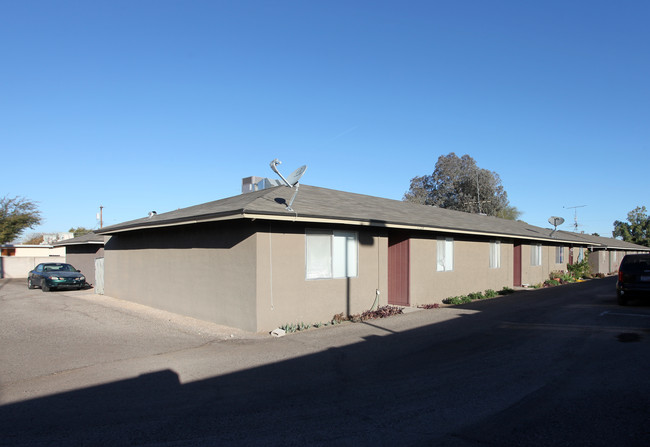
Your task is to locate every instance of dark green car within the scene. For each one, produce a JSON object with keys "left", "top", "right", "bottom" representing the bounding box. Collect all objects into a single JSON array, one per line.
[{"left": 28, "top": 263, "right": 86, "bottom": 292}]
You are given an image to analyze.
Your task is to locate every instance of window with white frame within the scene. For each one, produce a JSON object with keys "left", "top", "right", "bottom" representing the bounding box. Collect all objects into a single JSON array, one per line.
[
  {"left": 578, "top": 247, "right": 584, "bottom": 262},
  {"left": 555, "top": 246, "right": 564, "bottom": 264},
  {"left": 531, "top": 244, "right": 542, "bottom": 266},
  {"left": 489, "top": 240, "right": 501, "bottom": 269},
  {"left": 437, "top": 237, "right": 454, "bottom": 272},
  {"left": 305, "top": 230, "right": 358, "bottom": 279}
]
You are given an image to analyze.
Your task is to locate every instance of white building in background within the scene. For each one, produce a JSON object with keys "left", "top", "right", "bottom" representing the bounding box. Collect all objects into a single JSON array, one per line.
[
  {"left": 0, "top": 243, "right": 66, "bottom": 279},
  {"left": 1, "top": 244, "right": 65, "bottom": 257},
  {"left": 42, "top": 232, "right": 74, "bottom": 244}
]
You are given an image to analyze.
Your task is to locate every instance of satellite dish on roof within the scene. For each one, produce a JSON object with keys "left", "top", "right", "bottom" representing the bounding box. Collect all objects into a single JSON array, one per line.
[
  {"left": 548, "top": 216, "right": 565, "bottom": 235},
  {"left": 286, "top": 165, "right": 307, "bottom": 187},
  {"left": 269, "top": 159, "right": 307, "bottom": 212}
]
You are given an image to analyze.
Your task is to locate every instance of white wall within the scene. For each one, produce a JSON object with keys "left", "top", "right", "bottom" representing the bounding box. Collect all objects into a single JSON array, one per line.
[
  {"left": 0, "top": 256, "right": 66, "bottom": 278},
  {"left": 14, "top": 246, "right": 66, "bottom": 257}
]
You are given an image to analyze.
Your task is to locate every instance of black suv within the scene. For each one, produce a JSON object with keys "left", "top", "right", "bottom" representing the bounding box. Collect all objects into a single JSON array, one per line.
[{"left": 616, "top": 254, "right": 650, "bottom": 305}]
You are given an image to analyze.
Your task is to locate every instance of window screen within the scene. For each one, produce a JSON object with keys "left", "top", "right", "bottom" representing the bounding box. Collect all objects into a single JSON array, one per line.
[
  {"left": 531, "top": 244, "right": 542, "bottom": 266},
  {"left": 306, "top": 230, "right": 358, "bottom": 279},
  {"left": 490, "top": 240, "right": 501, "bottom": 269},
  {"left": 305, "top": 231, "right": 332, "bottom": 279},
  {"left": 437, "top": 237, "right": 454, "bottom": 272}
]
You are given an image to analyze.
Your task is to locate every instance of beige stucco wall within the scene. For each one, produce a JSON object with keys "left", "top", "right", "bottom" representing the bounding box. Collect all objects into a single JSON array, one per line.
[
  {"left": 255, "top": 223, "right": 388, "bottom": 332},
  {"left": 588, "top": 249, "right": 624, "bottom": 275},
  {"left": 14, "top": 246, "right": 66, "bottom": 257},
  {"left": 65, "top": 245, "right": 104, "bottom": 286},
  {"left": 609, "top": 250, "right": 621, "bottom": 273},
  {"left": 100, "top": 217, "right": 601, "bottom": 333},
  {"left": 0, "top": 256, "right": 66, "bottom": 279},
  {"left": 409, "top": 236, "right": 513, "bottom": 304},
  {"left": 519, "top": 244, "right": 569, "bottom": 286},
  {"left": 104, "top": 222, "right": 259, "bottom": 332},
  {"left": 589, "top": 250, "right": 607, "bottom": 274}
]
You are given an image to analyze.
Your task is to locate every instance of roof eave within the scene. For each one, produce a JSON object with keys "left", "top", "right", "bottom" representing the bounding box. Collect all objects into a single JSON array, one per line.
[
  {"left": 94, "top": 207, "right": 596, "bottom": 245},
  {"left": 95, "top": 210, "right": 246, "bottom": 234},
  {"left": 241, "top": 212, "right": 595, "bottom": 244},
  {"left": 54, "top": 241, "right": 105, "bottom": 246}
]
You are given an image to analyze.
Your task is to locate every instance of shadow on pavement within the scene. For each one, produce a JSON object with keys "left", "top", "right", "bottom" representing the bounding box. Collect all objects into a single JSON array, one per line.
[{"left": 2, "top": 277, "right": 649, "bottom": 446}]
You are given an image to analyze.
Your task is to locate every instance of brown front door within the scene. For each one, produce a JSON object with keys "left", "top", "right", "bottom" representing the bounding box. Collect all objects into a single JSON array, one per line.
[
  {"left": 388, "top": 234, "right": 410, "bottom": 306},
  {"left": 513, "top": 243, "right": 522, "bottom": 287}
]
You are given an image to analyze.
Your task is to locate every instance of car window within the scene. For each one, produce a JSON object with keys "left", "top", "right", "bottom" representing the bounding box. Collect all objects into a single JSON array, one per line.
[
  {"left": 43, "top": 264, "right": 75, "bottom": 272},
  {"left": 622, "top": 256, "right": 650, "bottom": 271}
]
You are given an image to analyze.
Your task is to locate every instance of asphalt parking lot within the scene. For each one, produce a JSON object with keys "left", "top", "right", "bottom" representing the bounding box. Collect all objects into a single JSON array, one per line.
[
  {"left": 2, "top": 276, "right": 650, "bottom": 446},
  {"left": 0, "top": 277, "right": 472, "bottom": 406},
  {"left": 0, "top": 278, "right": 264, "bottom": 403}
]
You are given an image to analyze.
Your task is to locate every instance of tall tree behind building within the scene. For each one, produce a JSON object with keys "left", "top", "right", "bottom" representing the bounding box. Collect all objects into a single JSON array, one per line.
[
  {"left": 403, "top": 153, "right": 521, "bottom": 220},
  {"left": 69, "top": 227, "right": 94, "bottom": 237},
  {"left": 22, "top": 233, "right": 45, "bottom": 245},
  {"left": 613, "top": 206, "right": 650, "bottom": 247}
]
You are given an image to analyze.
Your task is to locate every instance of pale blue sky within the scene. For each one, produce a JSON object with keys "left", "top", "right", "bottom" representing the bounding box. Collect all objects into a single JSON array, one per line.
[{"left": 2, "top": 0, "right": 648, "bottom": 239}]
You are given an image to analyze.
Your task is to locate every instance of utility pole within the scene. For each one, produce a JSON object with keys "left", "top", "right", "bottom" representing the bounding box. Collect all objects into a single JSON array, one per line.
[
  {"left": 564, "top": 205, "right": 586, "bottom": 232},
  {"left": 476, "top": 172, "right": 482, "bottom": 214}
]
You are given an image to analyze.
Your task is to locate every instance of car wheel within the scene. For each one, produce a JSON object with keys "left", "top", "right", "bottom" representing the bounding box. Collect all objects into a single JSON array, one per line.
[
  {"left": 616, "top": 290, "right": 627, "bottom": 306},
  {"left": 28, "top": 278, "right": 35, "bottom": 289},
  {"left": 42, "top": 282, "right": 50, "bottom": 292}
]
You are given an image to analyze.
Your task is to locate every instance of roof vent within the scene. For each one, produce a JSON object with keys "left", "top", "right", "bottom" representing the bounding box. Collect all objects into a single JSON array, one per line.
[
  {"left": 148, "top": 211, "right": 157, "bottom": 218},
  {"left": 242, "top": 176, "right": 283, "bottom": 194},
  {"left": 241, "top": 160, "right": 307, "bottom": 210}
]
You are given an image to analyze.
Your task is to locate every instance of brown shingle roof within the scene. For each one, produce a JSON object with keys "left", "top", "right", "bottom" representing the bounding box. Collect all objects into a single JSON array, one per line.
[
  {"left": 52, "top": 232, "right": 105, "bottom": 246},
  {"left": 96, "top": 185, "right": 592, "bottom": 244},
  {"left": 556, "top": 231, "right": 650, "bottom": 251}
]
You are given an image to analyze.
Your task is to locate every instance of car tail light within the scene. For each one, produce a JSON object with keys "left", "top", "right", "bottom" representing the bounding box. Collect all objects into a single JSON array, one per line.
[{"left": 618, "top": 270, "right": 623, "bottom": 281}]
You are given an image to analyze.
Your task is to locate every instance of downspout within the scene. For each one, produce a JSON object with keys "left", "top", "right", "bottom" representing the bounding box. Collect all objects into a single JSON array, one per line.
[
  {"left": 370, "top": 234, "right": 380, "bottom": 311},
  {"left": 269, "top": 222, "right": 274, "bottom": 310},
  {"left": 370, "top": 289, "right": 380, "bottom": 311}
]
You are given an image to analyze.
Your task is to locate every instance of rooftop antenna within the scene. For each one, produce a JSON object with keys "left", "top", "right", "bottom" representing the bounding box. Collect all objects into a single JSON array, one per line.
[
  {"left": 269, "top": 159, "right": 307, "bottom": 212},
  {"left": 548, "top": 216, "right": 565, "bottom": 236},
  {"left": 564, "top": 205, "right": 586, "bottom": 232}
]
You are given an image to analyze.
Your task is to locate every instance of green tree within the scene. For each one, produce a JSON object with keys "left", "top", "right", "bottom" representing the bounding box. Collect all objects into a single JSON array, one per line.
[
  {"left": 613, "top": 206, "right": 650, "bottom": 247},
  {"left": 69, "top": 227, "right": 94, "bottom": 237},
  {"left": 0, "top": 196, "right": 42, "bottom": 244},
  {"left": 403, "top": 153, "right": 521, "bottom": 220}
]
